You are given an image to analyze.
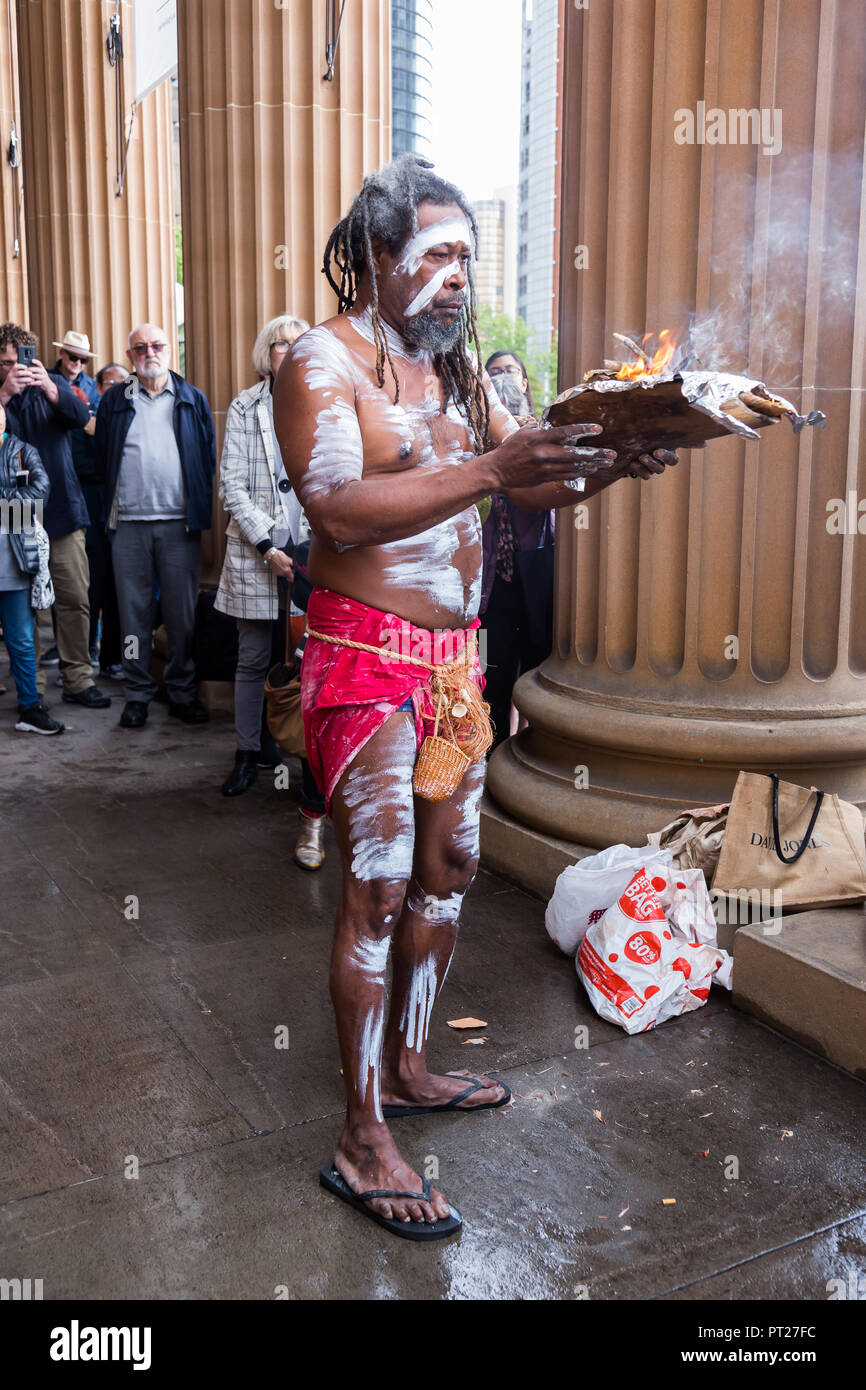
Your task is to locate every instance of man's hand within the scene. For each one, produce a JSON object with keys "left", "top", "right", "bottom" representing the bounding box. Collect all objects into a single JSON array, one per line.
[
  {"left": 29, "top": 360, "right": 59, "bottom": 404},
  {"left": 0, "top": 363, "right": 33, "bottom": 402},
  {"left": 606, "top": 447, "right": 680, "bottom": 482},
  {"left": 83, "top": 415, "right": 97, "bottom": 437},
  {"left": 487, "top": 422, "right": 616, "bottom": 490},
  {"left": 269, "top": 551, "right": 294, "bottom": 579}
]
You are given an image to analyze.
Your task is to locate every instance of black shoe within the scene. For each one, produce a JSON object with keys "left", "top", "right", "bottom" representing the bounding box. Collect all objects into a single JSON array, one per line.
[
  {"left": 15, "top": 704, "right": 65, "bottom": 735},
  {"left": 39, "top": 645, "right": 60, "bottom": 665},
  {"left": 258, "top": 726, "right": 282, "bottom": 768},
  {"left": 168, "top": 699, "right": 209, "bottom": 725},
  {"left": 62, "top": 685, "right": 111, "bottom": 709},
  {"left": 221, "top": 750, "right": 259, "bottom": 796},
  {"left": 119, "top": 701, "right": 148, "bottom": 728}
]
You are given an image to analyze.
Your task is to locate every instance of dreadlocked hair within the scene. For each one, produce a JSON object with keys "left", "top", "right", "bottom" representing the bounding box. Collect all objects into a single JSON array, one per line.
[{"left": 322, "top": 154, "right": 490, "bottom": 454}]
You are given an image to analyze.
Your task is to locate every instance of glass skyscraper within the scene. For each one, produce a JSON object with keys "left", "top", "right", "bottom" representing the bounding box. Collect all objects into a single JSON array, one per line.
[{"left": 391, "top": 0, "right": 433, "bottom": 157}]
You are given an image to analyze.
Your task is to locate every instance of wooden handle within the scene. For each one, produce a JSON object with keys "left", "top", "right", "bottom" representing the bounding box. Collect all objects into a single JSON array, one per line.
[{"left": 740, "top": 391, "right": 789, "bottom": 418}]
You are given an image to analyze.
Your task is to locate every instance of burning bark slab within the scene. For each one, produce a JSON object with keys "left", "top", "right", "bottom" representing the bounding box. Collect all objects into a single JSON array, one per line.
[{"left": 544, "top": 354, "right": 826, "bottom": 466}]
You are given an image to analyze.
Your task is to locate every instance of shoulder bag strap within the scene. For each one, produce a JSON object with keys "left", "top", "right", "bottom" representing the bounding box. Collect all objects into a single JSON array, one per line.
[
  {"left": 282, "top": 579, "right": 294, "bottom": 664},
  {"left": 770, "top": 772, "right": 824, "bottom": 864}
]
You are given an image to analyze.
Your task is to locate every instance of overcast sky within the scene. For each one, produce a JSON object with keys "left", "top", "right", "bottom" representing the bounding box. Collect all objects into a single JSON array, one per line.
[{"left": 427, "top": 0, "right": 523, "bottom": 202}]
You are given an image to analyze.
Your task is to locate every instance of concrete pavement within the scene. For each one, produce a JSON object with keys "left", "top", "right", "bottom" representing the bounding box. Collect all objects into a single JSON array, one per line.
[{"left": 1, "top": 662, "right": 864, "bottom": 1300}]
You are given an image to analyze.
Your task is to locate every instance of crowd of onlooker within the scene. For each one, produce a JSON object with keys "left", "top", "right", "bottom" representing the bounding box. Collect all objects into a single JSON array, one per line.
[
  {"left": 0, "top": 314, "right": 331, "bottom": 869},
  {"left": 0, "top": 315, "right": 551, "bottom": 871}
]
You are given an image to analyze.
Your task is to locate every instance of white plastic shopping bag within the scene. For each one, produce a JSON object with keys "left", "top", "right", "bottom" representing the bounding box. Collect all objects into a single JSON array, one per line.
[
  {"left": 545, "top": 843, "right": 675, "bottom": 955},
  {"left": 576, "top": 864, "right": 732, "bottom": 1035}
]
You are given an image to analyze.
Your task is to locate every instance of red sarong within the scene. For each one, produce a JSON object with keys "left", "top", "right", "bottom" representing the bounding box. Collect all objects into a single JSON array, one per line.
[{"left": 302, "top": 587, "right": 484, "bottom": 812}]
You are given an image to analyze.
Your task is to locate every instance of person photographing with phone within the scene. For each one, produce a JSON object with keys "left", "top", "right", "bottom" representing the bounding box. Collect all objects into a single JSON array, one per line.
[{"left": 0, "top": 322, "right": 111, "bottom": 710}]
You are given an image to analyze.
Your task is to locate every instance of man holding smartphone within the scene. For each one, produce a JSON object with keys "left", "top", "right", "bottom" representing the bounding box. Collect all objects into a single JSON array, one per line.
[{"left": 0, "top": 322, "right": 110, "bottom": 709}]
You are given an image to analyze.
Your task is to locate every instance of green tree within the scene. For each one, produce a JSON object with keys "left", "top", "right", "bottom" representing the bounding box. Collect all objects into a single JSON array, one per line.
[{"left": 474, "top": 304, "right": 559, "bottom": 410}]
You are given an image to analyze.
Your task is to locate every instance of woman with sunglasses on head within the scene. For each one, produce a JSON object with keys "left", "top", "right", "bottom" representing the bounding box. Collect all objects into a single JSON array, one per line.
[{"left": 214, "top": 314, "right": 329, "bottom": 871}]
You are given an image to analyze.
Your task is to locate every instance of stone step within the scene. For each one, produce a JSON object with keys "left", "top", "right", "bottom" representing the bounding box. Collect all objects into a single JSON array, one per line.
[{"left": 732, "top": 907, "right": 866, "bottom": 1080}]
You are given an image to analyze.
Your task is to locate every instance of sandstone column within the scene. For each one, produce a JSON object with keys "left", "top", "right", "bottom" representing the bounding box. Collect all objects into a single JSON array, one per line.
[
  {"left": 15, "top": 0, "right": 176, "bottom": 366},
  {"left": 176, "top": 0, "right": 392, "bottom": 579},
  {"left": 0, "top": 1, "right": 27, "bottom": 322},
  {"left": 487, "top": 0, "right": 866, "bottom": 850}
]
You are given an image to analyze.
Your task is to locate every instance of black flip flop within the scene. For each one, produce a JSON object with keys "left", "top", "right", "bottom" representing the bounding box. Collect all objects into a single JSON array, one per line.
[
  {"left": 319, "top": 1164, "right": 462, "bottom": 1241},
  {"left": 382, "top": 1073, "right": 512, "bottom": 1119}
]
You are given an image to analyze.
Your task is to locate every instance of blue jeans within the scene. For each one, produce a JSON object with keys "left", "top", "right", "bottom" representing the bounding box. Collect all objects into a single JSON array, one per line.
[{"left": 0, "top": 587, "right": 39, "bottom": 710}]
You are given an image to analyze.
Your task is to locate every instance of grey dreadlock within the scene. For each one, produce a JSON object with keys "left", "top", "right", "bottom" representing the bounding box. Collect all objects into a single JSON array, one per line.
[{"left": 322, "top": 154, "right": 490, "bottom": 454}]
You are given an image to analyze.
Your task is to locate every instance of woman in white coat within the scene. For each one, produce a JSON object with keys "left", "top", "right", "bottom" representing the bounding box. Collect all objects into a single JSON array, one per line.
[{"left": 215, "top": 314, "right": 327, "bottom": 869}]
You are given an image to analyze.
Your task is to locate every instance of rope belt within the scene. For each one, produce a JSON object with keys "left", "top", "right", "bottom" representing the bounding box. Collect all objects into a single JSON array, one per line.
[
  {"left": 305, "top": 627, "right": 476, "bottom": 672},
  {"left": 305, "top": 627, "right": 492, "bottom": 761}
]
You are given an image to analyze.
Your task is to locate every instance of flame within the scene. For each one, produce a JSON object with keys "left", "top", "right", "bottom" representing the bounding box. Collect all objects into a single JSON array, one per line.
[{"left": 614, "top": 329, "right": 678, "bottom": 380}]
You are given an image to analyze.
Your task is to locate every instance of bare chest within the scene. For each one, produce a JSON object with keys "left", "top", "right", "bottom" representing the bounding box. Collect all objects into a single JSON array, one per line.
[{"left": 354, "top": 362, "right": 475, "bottom": 478}]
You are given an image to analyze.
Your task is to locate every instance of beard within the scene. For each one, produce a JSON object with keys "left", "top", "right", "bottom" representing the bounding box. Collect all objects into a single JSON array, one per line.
[{"left": 402, "top": 305, "right": 465, "bottom": 355}]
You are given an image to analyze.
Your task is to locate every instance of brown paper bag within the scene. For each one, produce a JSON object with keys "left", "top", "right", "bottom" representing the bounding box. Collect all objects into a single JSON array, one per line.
[
  {"left": 711, "top": 771, "right": 866, "bottom": 912},
  {"left": 647, "top": 803, "right": 730, "bottom": 878}
]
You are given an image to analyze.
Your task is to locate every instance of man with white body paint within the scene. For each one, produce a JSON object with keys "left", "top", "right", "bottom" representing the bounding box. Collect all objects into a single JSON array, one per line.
[{"left": 275, "top": 157, "right": 677, "bottom": 1240}]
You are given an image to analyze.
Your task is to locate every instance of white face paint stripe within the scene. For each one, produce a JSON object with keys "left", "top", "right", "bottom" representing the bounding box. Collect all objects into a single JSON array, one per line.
[
  {"left": 395, "top": 218, "right": 474, "bottom": 276},
  {"left": 405, "top": 261, "right": 462, "bottom": 318}
]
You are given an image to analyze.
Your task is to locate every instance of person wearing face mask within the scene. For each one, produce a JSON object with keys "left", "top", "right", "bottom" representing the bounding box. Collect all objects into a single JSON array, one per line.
[
  {"left": 214, "top": 314, "right": 328, "bottom": 871},
  {"left": 481, "top": 350, "right": 555, "bottom": 750}
]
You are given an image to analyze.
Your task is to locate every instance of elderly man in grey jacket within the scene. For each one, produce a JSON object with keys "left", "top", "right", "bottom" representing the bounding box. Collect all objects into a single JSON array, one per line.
[{"left": 215, "top": 314, "right": 327, "bottom": 870}]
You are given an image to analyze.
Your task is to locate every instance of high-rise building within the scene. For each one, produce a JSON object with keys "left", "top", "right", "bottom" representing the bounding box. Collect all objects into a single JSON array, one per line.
[
  {"left": 391, "top": 0, "right": 434, "bottom": 158},
  {"left": 517, "top": 0, "right": 563, "bottom": 352},
  {"left": 496, "top": 183, "right": 519, "bottom": 320},
  {"left": 473, "top": 199, "right": 506, "bottom": 313}
]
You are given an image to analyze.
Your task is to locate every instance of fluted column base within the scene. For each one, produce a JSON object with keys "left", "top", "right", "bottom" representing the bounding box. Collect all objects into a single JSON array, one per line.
[{"left": 487, "top": 667, "right": 866, "bottom": 849}]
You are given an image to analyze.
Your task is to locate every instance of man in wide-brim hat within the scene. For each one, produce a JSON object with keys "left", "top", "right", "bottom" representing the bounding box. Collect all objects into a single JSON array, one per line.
[{"left": 52, "top": 330, "right": 100, "bottom": 421}]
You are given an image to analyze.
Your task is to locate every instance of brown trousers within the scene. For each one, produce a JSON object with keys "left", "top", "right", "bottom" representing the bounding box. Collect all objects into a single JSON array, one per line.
[{"left": 33, "top": 528, "right": 94, "bottom": 695}]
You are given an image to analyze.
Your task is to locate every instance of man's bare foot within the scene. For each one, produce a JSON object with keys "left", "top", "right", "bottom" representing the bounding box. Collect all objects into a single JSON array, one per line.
[
  {"left": 335, "top": 1124, "right": 451, "bottom": 1225},
  {"left": 380, "top": 1068, "right": 508, "bottom": 1111}
]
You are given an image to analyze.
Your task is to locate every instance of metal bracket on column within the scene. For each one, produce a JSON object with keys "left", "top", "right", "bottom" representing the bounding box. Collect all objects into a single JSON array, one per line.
[
  {"left": 4, "top": 0, "right": 21, "bottom": 256},
  {"left": 324, "top": 0, "right": 348, "bottom": 81},
  {"left": 106, "top": 1, "right": 137, "bottom": 197}
]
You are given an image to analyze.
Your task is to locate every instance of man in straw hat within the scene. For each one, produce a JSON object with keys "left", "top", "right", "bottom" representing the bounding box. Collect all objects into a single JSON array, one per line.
[
  {"left": 275, "top": 156, "right": 678, "bottom": 1241},
  {"left": 52, "top": 329, "right": 100, "bottom": 419}
]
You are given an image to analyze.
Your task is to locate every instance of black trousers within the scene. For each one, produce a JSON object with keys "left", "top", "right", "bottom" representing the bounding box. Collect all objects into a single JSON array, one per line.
[
  {"left": 482, "top": 573, "right": 552, "bottom": 751},
  {"left": 86, "top": 532, "right": 122, "bottom": 666}
]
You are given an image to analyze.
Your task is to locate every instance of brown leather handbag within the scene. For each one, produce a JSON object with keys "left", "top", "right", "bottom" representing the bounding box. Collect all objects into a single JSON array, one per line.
[{"left": 264, "top": 594, "right": 307, "bottom": 759}]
